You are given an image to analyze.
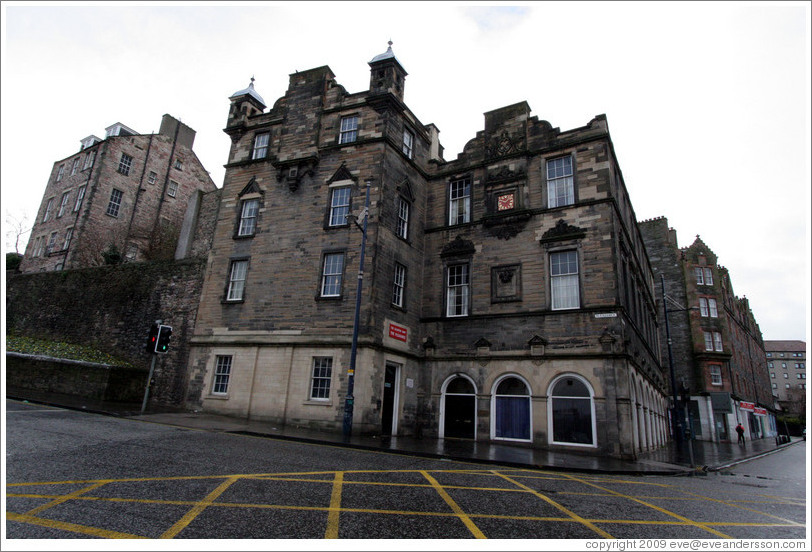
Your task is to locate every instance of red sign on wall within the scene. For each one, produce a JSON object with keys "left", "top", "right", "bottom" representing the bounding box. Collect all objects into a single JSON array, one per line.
[
  {"left": 388, "top": 323, "right": 408, "bottom": 342},
  {"left": 740, "top": 402, "right": 755, "bottom": 412},
  {"left": 754, "top": 407, "right": 767, "bottom": 416}
]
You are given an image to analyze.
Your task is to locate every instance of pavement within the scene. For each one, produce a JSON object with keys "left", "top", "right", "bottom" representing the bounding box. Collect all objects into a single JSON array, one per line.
[{"left": 6, "top": 390, "right": 802, "bottom": 476}]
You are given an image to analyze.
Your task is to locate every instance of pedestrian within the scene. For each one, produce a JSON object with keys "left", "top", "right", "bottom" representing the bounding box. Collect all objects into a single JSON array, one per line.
[{"left": 736, "top": 423, "right": 745, "bottom": 445}]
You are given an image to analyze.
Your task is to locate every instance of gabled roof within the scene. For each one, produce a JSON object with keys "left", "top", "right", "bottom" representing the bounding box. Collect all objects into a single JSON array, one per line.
[{"left": 763, "top": 340, "right": 807, "bottom": 352}]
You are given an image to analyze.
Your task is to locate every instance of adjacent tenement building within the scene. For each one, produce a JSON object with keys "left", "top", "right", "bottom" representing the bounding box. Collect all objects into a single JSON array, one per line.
[
  {"left": 20, "top": 115, "right": 217, "bottom": 273},
  {"left": 639, "top": 217, "right": 776, "bottom": 443},
  {"left": 185, "top": 45, "right": 667, "bottom": 460},
  {"left": 764, "top": 340, "right": 807, "bottom": 418}
]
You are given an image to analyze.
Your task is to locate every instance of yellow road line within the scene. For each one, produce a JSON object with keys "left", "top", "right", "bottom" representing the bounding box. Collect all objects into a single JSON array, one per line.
[
  {"left": 421, "top": 470, "right": 486, "bottom": 538},
  {"left": 25, "top": 481, "right": 107, "bottom": 516},
  {"left": 492, "top": 470, "right": 614, "bottom": 539},
  {"left": 7, "top": 512, "right": 146, "bottom": 539},
  {"left": 159, "top": 475, "right": 239, "bottom": 539},
  {"left": 324, "top": 471, "right": 344, "bottom": 539},
  {"left": 675, "top": 489, "right": 806, "bottom": 527},
  {"left": 559, "top": 473, "right": 733, "bottom": 538}
]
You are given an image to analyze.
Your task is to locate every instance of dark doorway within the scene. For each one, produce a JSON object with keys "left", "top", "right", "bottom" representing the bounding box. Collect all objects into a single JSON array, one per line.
[
  {"left": 443, "top": 376, "right": 476, "bottom": 439},
  {"left": 381, "top": 363, "right": 398, "bottom": 436}
]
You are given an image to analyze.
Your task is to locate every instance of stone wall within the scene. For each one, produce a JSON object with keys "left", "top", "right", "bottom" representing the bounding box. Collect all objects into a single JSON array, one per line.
[
  {"left": 6, "top": 258, "right": 208, "bottom": 408},
  {"left": 6, "top": 353, "right": 148, "bottom": 403}
]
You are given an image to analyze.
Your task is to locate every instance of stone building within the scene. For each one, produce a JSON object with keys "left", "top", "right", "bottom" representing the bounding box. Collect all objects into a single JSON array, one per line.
[
  {"left": 764, "top": 340, "right": 807, "bottom": 418},
  {"left": 639, "top": 217, "right": 776, "bottom": 443},
  {"left": 186, "top": 45, "right": 667, "bottom": 460},
  {"left": 20, "top": 115, "right": 217, "bottom": 273}
]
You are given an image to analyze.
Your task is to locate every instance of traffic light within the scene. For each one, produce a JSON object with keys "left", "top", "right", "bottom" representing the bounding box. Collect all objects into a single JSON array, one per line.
[
  {"left": 156, "top": 325, "right": 173, "bottom": 353},
  {"left": 146, "top": 324, "right": 159, "bottom": 353}
]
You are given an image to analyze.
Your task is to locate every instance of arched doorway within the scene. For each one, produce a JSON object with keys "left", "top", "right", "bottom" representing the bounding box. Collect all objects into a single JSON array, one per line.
[
  {"left": 491, "top": 375, "right": 532, "bottom": 441},
  {"left": 441, "top": 375, "right": 477, "bottom": 439},
  {"left": 548, "top": 374, "right": 596, "bottom": 447}
]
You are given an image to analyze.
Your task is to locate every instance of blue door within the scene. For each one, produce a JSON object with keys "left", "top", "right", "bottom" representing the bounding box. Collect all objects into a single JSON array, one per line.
[{"left": 494, "top": 377, "right": 531, "bottom": 441}]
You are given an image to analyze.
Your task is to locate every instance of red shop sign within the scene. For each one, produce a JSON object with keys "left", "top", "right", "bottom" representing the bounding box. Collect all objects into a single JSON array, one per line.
[{"left": 388, "top": 323, "right": 408, "bottom": 342}]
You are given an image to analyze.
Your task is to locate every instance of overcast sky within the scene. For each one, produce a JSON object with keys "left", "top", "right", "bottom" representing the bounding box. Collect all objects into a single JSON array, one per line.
[{"left": 2, "top": 1, "right": 810, "bottom": 343}]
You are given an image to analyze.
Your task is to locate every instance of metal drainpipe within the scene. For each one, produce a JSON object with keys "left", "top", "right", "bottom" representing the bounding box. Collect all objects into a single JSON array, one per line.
[
  {"left": 154, "top": 120, "right": 181, "bottom": 231},
  {"left": 64, "top": 143, "right": 103, "bottom": 270},
  {"left": 125, "top": 133, "right": 154, "bottom": 251}
]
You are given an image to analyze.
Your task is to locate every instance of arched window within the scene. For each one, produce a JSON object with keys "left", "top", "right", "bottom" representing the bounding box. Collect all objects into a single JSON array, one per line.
[
  {"left": 441, "top": 375, "right": 476, "bottom": 439},
  {"left": 492, "top": 375, "right": 531, "bottom": 441},
  {"left": 549, "top": 375, "right": 596, "bottom": 447}
]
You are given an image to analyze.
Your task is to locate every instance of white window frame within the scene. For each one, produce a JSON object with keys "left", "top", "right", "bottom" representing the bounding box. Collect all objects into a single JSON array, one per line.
[
  {"left": 74, "top": 186, "right": 86, "bottom": 212},
  {"left": 227, "top": 260, "right": 248, "bottom": 301},
  {"left": 46, "top": 232, "right": 57, "bottom": 254},
  {"left": 392, "top": 262, "right": 406, "bottom": 308},
  {"left": 713, "top": 331, "right": 723, "bottom": 352},
  {"left": 71, "top": 158, "right": 80, "bottom": 176},
  {"left": 547, "top": 373, "right": 597, "bottom": 448},
  {"left": 309, "top": 357, "right": 333, "bottom": 400},
  {"left": 212, "top": 355, "right": 232, "bottom": 395},
  {"left": 446, "top": 263, "right": 470, "bottom": 317},
  {"left": 320, "top": 253, "right": 344, "bottom": 297},
  {"left": 238, "top": 198, "right": 259, "bottom": 236},
  {"left": 396, "top": 196, "right": 410, "bottom": 239},
  {"left": 147, "top": 171, "right": 158, "bottom": 185},
  {"left": 696, "top": 267, "right": 713, "bottom": 285},
  {"left": 448, "top": 178, "right": 471, "bottom": 225},
  {"left": 174, "top": 158, "right": 183, "bottom": 171},
  {"left": 56, "top": 164, "right": 65, "bottom": 182},
  {"left": 551, "top": 250, "right": 580, "bottom": 310},
  {"left": 710, "top": 365, "right": 723, "bottom": 386},
  {"left": 252, "top": 133, "right": 269, "bottom": 159},
  {"left": 167, "top": 180, "right": 178, "bottom": 198},
  {"left": 704, "top": 331, "right": 714, "bottom": 351},
  {"left": 106, "top": 189, "right": 123, "bottom": 217},
  {"left": 339, "top": 115, "right": 358, "bottom": 144},
  {"left": 43, "top": 198, "right": 54, "bottom": 222},
  {"left": 62, "top": 228, "right": 73, "bottom": 250},
  {"left": 118, "top": 153, "right": 133, "bottom": 176},
  {"left": 402, "top": 128, "right": 414, "bottom": 158},
  {"left": 546, "top": 156, "right": 574, "bottom": 208},
  {"left": 83, "top": 150, "right": 96, "bottom": 170},
  {"left": 328, "top": 187, "right": 351, "bottom": 227},
  {"left": 58, "top": 192, "right": 70, "bottom": 218}
]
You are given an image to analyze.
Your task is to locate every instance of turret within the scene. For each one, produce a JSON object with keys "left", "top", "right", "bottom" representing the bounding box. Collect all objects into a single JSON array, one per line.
[
  {"left": 227, "top": 77, "right": 266, "bottom": 128},
  {"left": 368, "top": 41, "right": 407, "bottom": 102}
]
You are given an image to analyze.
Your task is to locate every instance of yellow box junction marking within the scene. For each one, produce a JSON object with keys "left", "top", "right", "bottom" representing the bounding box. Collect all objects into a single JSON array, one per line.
[{"left": 6, "top": 468, "right": 805, "bottom": 539}]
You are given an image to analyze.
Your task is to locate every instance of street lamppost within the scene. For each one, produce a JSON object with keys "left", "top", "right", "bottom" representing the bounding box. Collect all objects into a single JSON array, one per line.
[
  {"left": 660, "top": 274, "right": 700, "bottom": 466},
  {"left": 343, "top": 178, "right": 371, "bottom": 441},
  {"left": 661, "top": 275, "right": 683, "bottom": 444}
]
